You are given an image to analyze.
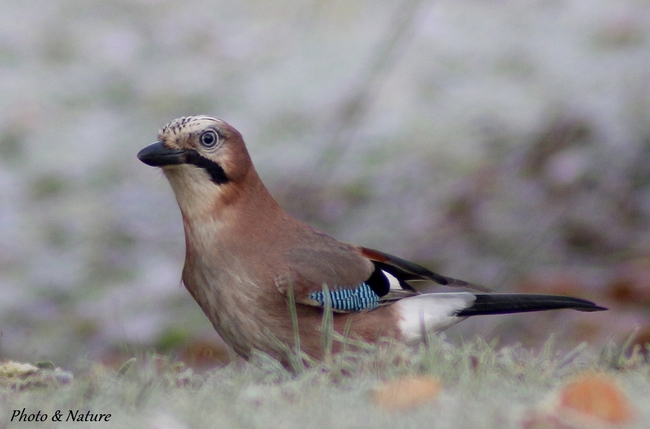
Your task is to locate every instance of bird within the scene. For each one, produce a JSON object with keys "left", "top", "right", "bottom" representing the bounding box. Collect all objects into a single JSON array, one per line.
[{"left": 137, "top": 115, "right": 606, "bottom": 364}]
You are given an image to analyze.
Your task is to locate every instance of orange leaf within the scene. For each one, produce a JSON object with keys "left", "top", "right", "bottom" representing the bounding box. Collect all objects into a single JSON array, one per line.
[
  {"left": 372, "top": 375, "right": 442, "bottom": 411},
  {"left": 557, "top": 372, "right": 635, "bottom": 425}
]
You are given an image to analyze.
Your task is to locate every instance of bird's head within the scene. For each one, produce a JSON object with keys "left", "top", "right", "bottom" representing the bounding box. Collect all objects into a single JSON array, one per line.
[
  {"left": 138, "top": 116, "right": 255, "bottom": 215},
  {"left": 138, "top": 116, "right": 252, "bottom": 183}
]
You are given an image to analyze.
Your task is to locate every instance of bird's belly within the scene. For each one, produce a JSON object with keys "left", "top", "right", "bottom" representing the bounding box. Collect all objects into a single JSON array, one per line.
[
  {"left": 182, "top": 259, "right": 402, "bottom": 362},
  {"left": 181, "top": 266, "right": 290, "bottom": 359}
]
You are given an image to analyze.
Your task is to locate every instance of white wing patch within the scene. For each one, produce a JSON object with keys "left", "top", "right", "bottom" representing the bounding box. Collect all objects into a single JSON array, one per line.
[
  {"left": 396, "top": 293, "right": 477, "bottom": 344},
  {"left": 383, "top": 270, "right": 402, "bottom": 290}
]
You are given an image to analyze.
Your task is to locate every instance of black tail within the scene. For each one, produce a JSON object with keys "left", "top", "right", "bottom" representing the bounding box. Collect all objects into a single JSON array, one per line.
[{"left": 455, "top": 294, "right": 607, "bottom": 317}]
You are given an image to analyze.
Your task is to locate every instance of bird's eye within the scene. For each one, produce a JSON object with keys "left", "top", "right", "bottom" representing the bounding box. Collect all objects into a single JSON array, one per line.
[{"left": 200, "top": 130, "right": 219, "bottom": 148}]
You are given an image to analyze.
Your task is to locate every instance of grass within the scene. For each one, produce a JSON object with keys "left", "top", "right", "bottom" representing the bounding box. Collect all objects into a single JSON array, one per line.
[
  {"left": 1, "top": 333, "right": 649, "bottom": 429},
  {"left": 1, "top": 297, "right": 648, "bottom": 427}
]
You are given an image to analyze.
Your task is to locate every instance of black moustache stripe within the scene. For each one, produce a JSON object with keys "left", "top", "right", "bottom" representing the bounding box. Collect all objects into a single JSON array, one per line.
[{"left": 185, "top": 150, "right": 229, "bottom": 185}]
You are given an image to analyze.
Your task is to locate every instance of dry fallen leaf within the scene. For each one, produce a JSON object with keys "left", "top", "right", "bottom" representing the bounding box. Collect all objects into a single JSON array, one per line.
[
  {"left": 0, "top": 361, "right": 38, "bottom": 381},
  {"left": 522, "top": 412, "right": 575, "bottom": 429},
  {"left": 0, "top": 360, "right": 73, "bottom": 390},
  {"left": 371, "top": 375, "right": 442, "bottom": 411},
  {"left": 556, "top": 372, "right": 635, "bottom": 426}
]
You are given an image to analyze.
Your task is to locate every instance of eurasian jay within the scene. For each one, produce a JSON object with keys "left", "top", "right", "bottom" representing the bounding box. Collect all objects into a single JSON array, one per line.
[{"left": 137, "top": 116, "right": 606, "bottom": 362}]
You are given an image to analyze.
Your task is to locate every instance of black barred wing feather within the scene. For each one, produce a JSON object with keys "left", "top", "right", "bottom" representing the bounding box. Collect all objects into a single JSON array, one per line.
[{"left": 306, "top": 282, "right": 418, "bottom": 313}]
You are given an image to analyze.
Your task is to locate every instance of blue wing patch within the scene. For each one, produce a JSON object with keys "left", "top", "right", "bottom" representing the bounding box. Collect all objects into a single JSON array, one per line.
[{"left": 308, "top": 283, "right": 380, "bottom": 312}]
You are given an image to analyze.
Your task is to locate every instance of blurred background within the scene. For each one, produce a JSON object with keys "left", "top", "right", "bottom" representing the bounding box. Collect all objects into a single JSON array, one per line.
[{"left": 1, "top": 0, "right": 649, "bottom": 369}]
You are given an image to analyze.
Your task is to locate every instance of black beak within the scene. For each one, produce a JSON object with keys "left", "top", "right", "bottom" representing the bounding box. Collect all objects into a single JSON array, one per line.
[{"left": 137, "top": 142, "right": 187, "bottom": 167}]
